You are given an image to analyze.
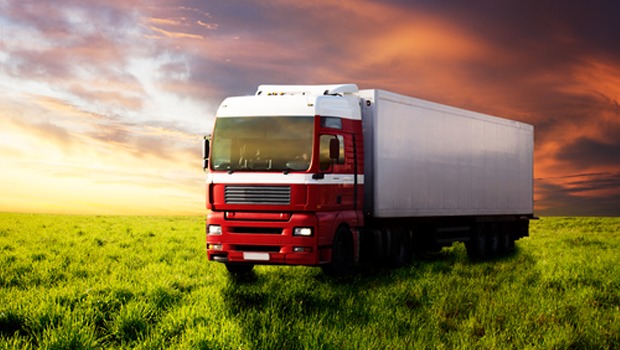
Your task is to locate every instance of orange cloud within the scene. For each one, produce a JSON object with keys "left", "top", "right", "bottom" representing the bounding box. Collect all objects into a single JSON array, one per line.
[
  {"left": 146, "top": 25, "right": 204, "bottom": 40},
  {"left": 0, "top": 92, "right": 205, "bottom": 215}
]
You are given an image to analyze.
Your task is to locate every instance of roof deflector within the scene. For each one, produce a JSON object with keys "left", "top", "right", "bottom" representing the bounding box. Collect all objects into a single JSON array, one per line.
[{"left": 256, "top": 84, "right": 359, "bottom": 96}]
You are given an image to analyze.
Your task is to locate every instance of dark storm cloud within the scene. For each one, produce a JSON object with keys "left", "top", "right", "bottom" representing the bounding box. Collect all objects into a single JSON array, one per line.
[
  {"left": 176, "top": 1, "right": 395, "bottom": 99},
  {"left": 558, "top": 138, "right": 620, "bottom": 168},
  {"left": 411, "top": 0, "right": 620, "bottom": 54},
  {"left": 536, "top": 176, "right": 620, "bottom": 216},
  {"left": 568, "top": 173, "right": 620, "bottom": 194},
  {"left": 361, "top": 1, "right": 620, "bottom": 117}
]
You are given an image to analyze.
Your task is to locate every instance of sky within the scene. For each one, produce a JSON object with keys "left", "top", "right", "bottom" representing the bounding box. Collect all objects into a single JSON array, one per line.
[{"left": 1, "top": 0, "right": 619, "bottom": 216}]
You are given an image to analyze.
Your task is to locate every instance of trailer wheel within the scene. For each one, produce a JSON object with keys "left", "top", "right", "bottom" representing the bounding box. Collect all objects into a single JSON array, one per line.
[
  {"left": 225, "top": 263, "right": 254, "bottom": 275},
  {"left": 466, "top": 225, "right": 487, "bottom": 259},
  {"left": 499, "top": 231, "right": 514, "bottom": 254},
  {"left": 500, "top": 223, "right": 516, "bottom": 253},
  {"left": 388, "top": 227, "right": 412, "bottom": 267},
  {"left": 487, "top": 229, "right": 500, "bottom": 257},
  {"left": 322, "top": 228, "right": 352, "bottom": 276}
]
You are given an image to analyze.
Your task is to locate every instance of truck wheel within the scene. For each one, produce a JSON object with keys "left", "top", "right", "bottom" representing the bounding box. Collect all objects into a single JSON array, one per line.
[
  {"left": 487, "top": 229, "right": 500, "bottom": 257},
  {"left": 501, "top": 223, "right": 516, "bottom": 253},
  {"left": 225, "top": 263, "right": 254, "bottom": 275},
  {"left": 499, "top": 231, "right": 514, "bottom": 254},
  {"left": 388, "top": 227, "right": 412, "bottom": 267},
  {"left": 322, "top": 228, "right": 353, "bottom": 276},
  {"left": 466, "top": 225, "right": 487, "bottom": 260}
]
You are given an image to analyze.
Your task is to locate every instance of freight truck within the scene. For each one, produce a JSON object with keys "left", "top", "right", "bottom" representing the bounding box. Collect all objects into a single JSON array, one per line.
[{"left": 204, "top": 84, "right": 534, "bottom": 275}]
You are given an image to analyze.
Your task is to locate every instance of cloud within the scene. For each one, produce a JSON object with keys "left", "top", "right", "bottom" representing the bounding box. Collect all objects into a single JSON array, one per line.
[
  {"left": 145, "top": 25, "right": 204, "bottom": 40},
  {"left": 156, "top": 0, "right": 620, "bottom": 216},
  {"left": 197, "top": 20, "right": 218, "bottom": 30},
  {"left": 557, "top": 138, "right": 620, "bottom": 169},
  {"left": 5, "top": 91, "right": 198, "bottom": 164},
  {"left": 536, "top": 173, "right": 620, "bottom": 216},
  {"left": 1, "top": 94, "right": 204, "bottom": 215},
  {"left": 67, "top": 83, "right": 144, "bottom": 112},
  {"left": 2, "top": 0, "right": 620, "bottom": 215},
  {"left": 11, "top": 118, "right": 74, "bottom": 150}
]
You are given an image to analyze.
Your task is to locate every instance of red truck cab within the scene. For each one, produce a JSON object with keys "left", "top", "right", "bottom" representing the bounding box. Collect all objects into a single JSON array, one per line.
[{"left": 205, "top": 84, "right": 364, "bottom": 274}]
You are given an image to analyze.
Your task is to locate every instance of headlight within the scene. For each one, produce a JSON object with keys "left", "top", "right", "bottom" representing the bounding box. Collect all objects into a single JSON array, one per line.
[
  {"left": 293, "top": 227, "right": 313, "bottom": 237},
  {"left": 208, "top": 225, "right": 222, "bottom": 235}
]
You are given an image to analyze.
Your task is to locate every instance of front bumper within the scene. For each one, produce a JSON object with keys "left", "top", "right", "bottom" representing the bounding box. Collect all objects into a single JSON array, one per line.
[{"left": 206, "top": 211, "right": 326, "bottom": 266}]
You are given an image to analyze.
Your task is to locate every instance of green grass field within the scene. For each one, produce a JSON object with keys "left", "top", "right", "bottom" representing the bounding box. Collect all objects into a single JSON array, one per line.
[{"left": 1, "top": 214, "right": 619, "bottom": 349}]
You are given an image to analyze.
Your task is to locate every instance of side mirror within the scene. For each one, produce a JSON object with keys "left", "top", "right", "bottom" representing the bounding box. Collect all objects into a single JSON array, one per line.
[
  {"left": 329, "top": 137, "right": 340, "bottom": 160},
  {"left": 203, "top": 137, "right": 210, "bottom": 170}
]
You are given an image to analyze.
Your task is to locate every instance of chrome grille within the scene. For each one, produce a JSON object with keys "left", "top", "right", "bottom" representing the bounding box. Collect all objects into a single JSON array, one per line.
[{"left": 225, "top": 186, "right": 291, "bottom": 205}]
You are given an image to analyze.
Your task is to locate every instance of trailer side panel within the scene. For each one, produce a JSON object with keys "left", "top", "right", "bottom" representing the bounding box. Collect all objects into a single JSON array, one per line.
[{"left": 359, "top": 89, "right": 533, "bottom": 218}]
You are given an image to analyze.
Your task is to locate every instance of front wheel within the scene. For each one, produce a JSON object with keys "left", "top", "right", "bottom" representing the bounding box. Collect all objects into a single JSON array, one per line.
[{"left": 322, "top": 228, "right": 353, "bottom": 276}]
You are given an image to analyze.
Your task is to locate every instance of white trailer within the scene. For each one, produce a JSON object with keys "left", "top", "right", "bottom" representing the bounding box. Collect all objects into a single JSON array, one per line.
[
  {"left": 356, "top": 89, "right": 534, "bottom": 263},
  {"left": 359, "top": 89, "right": 534, "bottom": 218}
]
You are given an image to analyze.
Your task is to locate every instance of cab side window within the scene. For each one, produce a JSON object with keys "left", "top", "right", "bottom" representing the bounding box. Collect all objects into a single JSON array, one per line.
[{"left": 319, "top": 134, "right": 344, "bottom": 171}]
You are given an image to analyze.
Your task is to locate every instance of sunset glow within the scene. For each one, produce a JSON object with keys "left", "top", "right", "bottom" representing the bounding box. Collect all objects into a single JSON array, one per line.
[{"left": 1, "top": 1, "right": 619, "bottom": 215}]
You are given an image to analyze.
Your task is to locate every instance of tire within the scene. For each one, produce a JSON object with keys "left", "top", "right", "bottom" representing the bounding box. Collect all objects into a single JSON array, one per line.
[
  {"left": 466, "top": 224, "right": 487, "bottom": 259},
  {"left": 499, "top": 231, "right": 515, "bottom": 254},
  {"left": 322, "top": 228, "right": 353, "bottom": 276},
  {"left": 502, "top": 223, "right": 517, "bottom": 253},
  {"left": 388, "top": 227, "right": 412, "bottom": 268},
  {"left": 487, "top": 229, "right": 500, "bottom": 257},
  {"left": 225, "top": 263, "right": 254, "bottom": 275}
]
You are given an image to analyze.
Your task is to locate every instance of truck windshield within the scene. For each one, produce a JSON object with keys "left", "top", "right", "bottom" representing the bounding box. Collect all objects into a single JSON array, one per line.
[{"left": 211, "top": 116, "right": 314, "bottom": 172}]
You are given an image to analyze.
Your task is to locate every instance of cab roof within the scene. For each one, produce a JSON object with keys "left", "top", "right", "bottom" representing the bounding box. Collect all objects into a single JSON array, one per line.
[{"left": 216, "top": 84, "right": 361, "bottom": 120}]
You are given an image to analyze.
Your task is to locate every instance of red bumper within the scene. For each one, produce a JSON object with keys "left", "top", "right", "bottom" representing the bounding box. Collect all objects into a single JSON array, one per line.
[{"left": 206, "top": 211, "right": 327, "bottom": 266}]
